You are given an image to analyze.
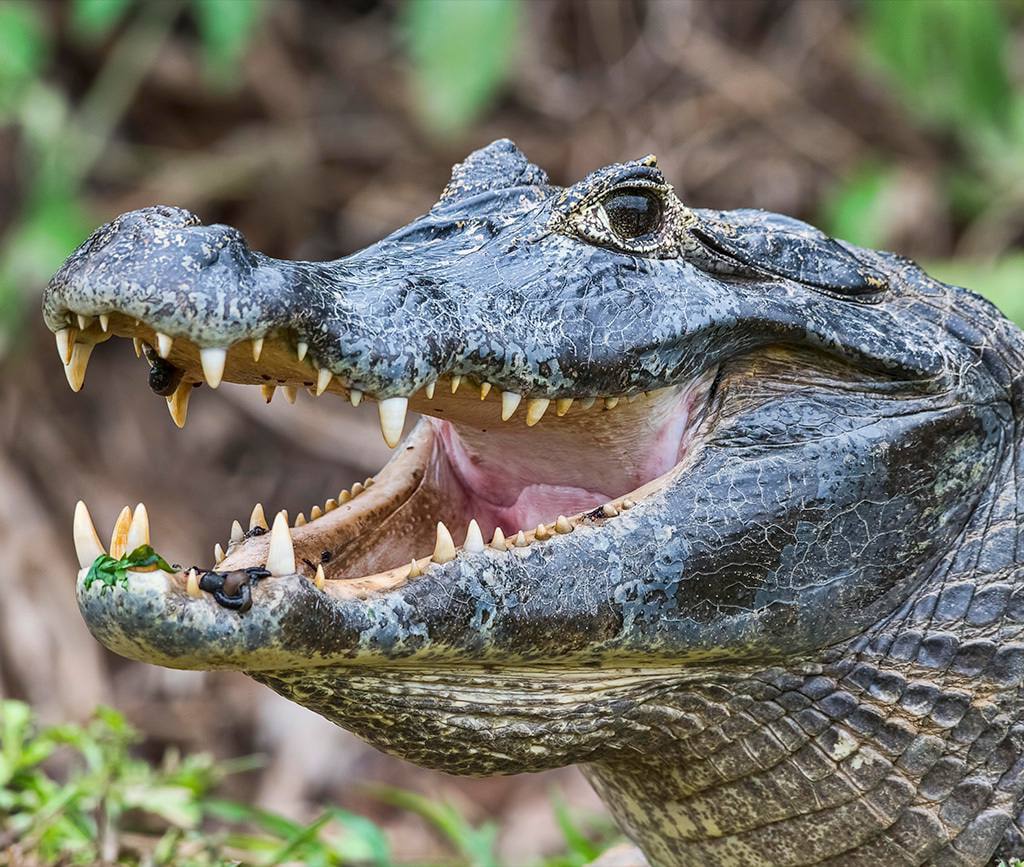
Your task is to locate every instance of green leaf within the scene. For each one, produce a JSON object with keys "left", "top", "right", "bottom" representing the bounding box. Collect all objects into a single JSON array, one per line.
[
  {"left": 401, "top": 0, "right": 520, "bottom": 136},
  {"left": 820, "top": 163, "right": 892, "bottom": 250},
  {"left": 0, "top": 1, "right": 46, "bottom": 116},
  {"left": 71, "top": 0, "right": 134, "bottom": 39},
  {"left": 82, "top": 544, "right": 176, "bottom": 592},
  {"left": 862, "top": 0, "right": 1014, "bottom": 134},
  {"left": 926, "top": 255, "right": 1024, "bottom": 328},
  {"left": 190, "top": 0, "right": 262, "bottom": 86}
]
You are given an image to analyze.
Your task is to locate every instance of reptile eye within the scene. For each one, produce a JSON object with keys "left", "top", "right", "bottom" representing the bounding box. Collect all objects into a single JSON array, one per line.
[{"left": 601, "top": 188, "right": 663, "bottom": 240}]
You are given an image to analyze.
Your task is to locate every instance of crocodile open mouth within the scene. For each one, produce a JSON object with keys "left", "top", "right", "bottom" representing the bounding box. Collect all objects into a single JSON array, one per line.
[{"left": 62, "top": 313, "right": 715, "bottom": 607}]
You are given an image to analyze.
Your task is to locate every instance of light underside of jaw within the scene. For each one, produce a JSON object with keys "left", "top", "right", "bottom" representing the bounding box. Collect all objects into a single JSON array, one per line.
[{"left": 61, "top": 311, "right": 714, "bottom": 599}]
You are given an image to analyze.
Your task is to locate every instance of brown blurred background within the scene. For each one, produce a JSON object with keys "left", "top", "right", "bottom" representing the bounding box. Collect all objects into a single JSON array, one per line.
[{"left": 2, "top": 0, "right": 1023, "bottom": 863}]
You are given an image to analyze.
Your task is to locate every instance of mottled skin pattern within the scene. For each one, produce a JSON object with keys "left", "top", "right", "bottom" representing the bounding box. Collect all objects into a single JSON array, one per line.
[{"left": 43, "top": 141, "right": 1024, "bottom": 865}]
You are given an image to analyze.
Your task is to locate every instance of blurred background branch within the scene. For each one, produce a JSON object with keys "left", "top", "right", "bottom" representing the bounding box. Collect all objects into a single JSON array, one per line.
[{"left": 1, "top": 0, "right": 1022, "bottom": 864}]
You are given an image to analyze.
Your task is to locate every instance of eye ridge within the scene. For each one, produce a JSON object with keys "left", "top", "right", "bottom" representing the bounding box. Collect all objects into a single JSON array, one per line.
[{"left": 601, "top": 187, "right": 663, "bottom": 241}]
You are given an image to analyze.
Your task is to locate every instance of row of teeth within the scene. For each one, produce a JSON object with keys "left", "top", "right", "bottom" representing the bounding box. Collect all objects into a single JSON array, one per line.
[
  {"left": 72, "top": 496, "right": 637, "bottom": 593},
  {"left": 55, "top": 317, "right": 650, "bottom": 449}
]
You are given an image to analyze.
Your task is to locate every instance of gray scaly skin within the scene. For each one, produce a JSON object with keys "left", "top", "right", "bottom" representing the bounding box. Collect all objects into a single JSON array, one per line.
[{"left": 43, "top": 140, "right": 1024, "bottom": 865}]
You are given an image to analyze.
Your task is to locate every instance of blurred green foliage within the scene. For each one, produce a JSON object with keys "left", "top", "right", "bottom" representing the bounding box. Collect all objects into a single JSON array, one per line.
[
  {"left": 0, "top": 701, "right": 618, "bottom": 865},
  {"left": 401, "top": 0, "right": 521, "bottom": 137}
]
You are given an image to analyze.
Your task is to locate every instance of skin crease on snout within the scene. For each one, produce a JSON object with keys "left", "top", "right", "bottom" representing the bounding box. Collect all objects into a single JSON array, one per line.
[{"left": 43, "top": 140, "right": 1024, "bottom": 865}]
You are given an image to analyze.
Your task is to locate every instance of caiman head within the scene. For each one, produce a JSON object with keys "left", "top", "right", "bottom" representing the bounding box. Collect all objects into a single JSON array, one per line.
[{"left": 44, "top": 140, "right": 1024, "bottom": 865}]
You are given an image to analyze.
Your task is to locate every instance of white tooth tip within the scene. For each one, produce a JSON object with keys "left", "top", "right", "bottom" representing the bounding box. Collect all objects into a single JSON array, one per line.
[
  {"left": 555, "top": 398, "right": 573, "bottom": 416},
  {"left": 283, "top": 385, "right": 298, "bottom": 404},
  {"left": 266, "top": 512, "right": 296, "bottom": 576},
  {"left": 296, "top": 341, "right": 308, "bottom": 361},
  {"left": 249, "top": 503, "right": 268, "bottom": 530},
  {"left": 424, "top": 381, "right": 436, "bottom": 400},
  {"left": 555, "top": 515, "right": 573, "bottom": 534},
  {"left": 314, "top": 563, "right": 326, "bottom": 589},
  {"left": 156, "top": 333, "right": 173, "bottom": 358},
  {"left": 450, "top": 375, "right": 462, "bottom": 394},
  {"left": 252, "top": 336, "right": 264, "bottom": 362},
  {"left": 464, "top": 519, "right": 485, "bottom": 553},
  {"left": 199, "top": 347, "right": 227, "bottom": 389},
  {"left": 350, "top": 389, "right": 363, "bottom": 407},
  {"left": 132, "top": 337, "right": 143, "bottom": 358},
  {"left": 479, "top": 382, "right": 492, "bottom": 400},
  {"left": 408, "top": 558, "right": 422, "bottom": 578},
  {"left": 490, "top": 527, "right": 506, "bottom": 550},
  {"left": 378, "top": 396, "right": 408, "bottom": 448},
  {"left": 166, "top": 382, "right": 191, "bottom": 428},
  {"left": 604, "top": 397, "right": 619, "bottom": 409},
  {"left": 214, "top": 543, "right": 225, "bottom": 563},
  {"left": 109, "top": 505, "right": 132, "bottom": 559},
  {"left": 433, "top": 522, "right": 456, "bottom": 563},
  {"left": 501, "top": 391, "right": 521, "bottom": 421},
  {"left": 55, "top": 328, "right": 74, "bottom": 364},
  {"left": 230, "top": 520, "right": 245, "bottom": 543},
  {"left": 525, "top": 397, "right": 550, "bottom": 427},
  {"left": 76, "top": 314, "right": 92, "bottom": 330},
  {"left": 126, "top": 503, "right": 150, "bottom": 552},
  {"left": 316, "top": 367, "right": 333, "bottom": 395},
  {"left": 73, "top": 501, "right": 106, "bottom": 568},
  {"left": 64, "top": 342, "right": 94, "bottom": 392},
  {"left": 261, "top": 384, "right": 276, "bottom": 404},
  {"left": 99, "top": 314, "right": 110, "bottom": 332},
  {"left": 186, "top": 568, "right": 202, "bottom": 598}
]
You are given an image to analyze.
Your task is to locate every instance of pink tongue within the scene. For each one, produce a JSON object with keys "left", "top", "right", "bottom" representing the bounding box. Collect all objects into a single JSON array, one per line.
[{"left": 430, "top": 386, "right": 696, "bottom": 537}]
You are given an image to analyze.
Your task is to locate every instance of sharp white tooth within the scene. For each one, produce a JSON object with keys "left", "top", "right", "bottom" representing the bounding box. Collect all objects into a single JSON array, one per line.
[
  {"left": 230, "top": 520, "right": 244, "bottom": 543},
  {"left": 186, "top": 568, "right": 202, "bottom": 598},
  {"left": 296, "top": 341, "right": 308, "bottom": 362},
  {"left": 378, "top": 396, "right": 408, "bottom": 448},
  {"left": 325, "top": 498, "right": 338, "bottom": 512},
  {"left": 294, "top": 512, "right": 306, "bottom": 527},
  {"left": 199, "top": 347, "right": 227, "bottom": 389},
  {"left": 214, "top": 543, "right": 225, "bottom": 563},
  {"left": 525, "top": 398, "right": 550, "bottom": 427},
  {"left": 249, "top": 503, "right": 268, "bottom": 530},
  {"left": 310, "top": 505, "right": 323, "bottom": 520},
  {"left": 280, "top": 509, "right": 289, "bottom": 526},
  {"left": 132, "top": 338, "right": 143, "bottom": 358},
  {"left": 555, "top": 515, "right": 573, "bottom": 534},
  {"left": 364, "top": 477, "right": 375, "bottom": 487},
  {"left": 450, "top": 375, "right": 462, "bottom": 394},
  {"left": 433, "top": 522, "right": 456, "bottom": 563},
  {"left": 73, "top": 501, "right": 106, "bottom": 568},
  {"left": 266, "top": 511, "right": 296, "bottom": 576},
  {"left": 316, "top": 368, "right": 333, "bottom": 395},
  {"left": 351, "top": 482, "right": 364, "bottom": 496},
  {"left": 108, "top": 505, "right": 132, "bottom": 559},
  {"left": 99, "top": 314, "right": 110, "bottom": 332},
  {"left": 283, "top": 385, "right": 298, "bottom": 404},
  {"left": 156, "top": 333, "right": 173, "bottom": 358},
  {"left": 602, "top": 503, "right": 618, "bottom": 517},
  {"left": 408, "top": 558, "right": 422, "bottom": 578},
  {"left": 126, "top": 503, "right": 150, "bottom": 551},
  {"left": 77, "top": 314, "right": 92, "bottom": 330},
  {"left": 261, "top": 384, "right": 276, "bottom": 403},
  {"left": 464, "top": 519, "right": 484, "bottom": 552},
  {"left": 479, "top": 382, "right": 491, "bottom": 400},
  {"left": 55, "top": 327, "right": 75, "bottom": 364},
  {"left": 580, "top": 397, "right": 596, "bottom": 410},
  {"left": 513, "top": 530, "right": 528, "bottom": 548},
  {"left": 314, "top": 563, "right": 326, "bottom": 589},
  {"left": 490, "top": 527, "right": 506, "bottom": 550},
  {"left": 349, "top": 389, "right": 363, "bottom": 407},
  {"left": 166, "top": 382, "right": 191, "bottom": 428},
  {"left": 63, "top": 341, "right": 94, "bottom": 392},
  {"left": 556, "top": 398, "right": 573, "bottom": 416},
  {"left": 500, "top": 391, "right": 521, "bottom": 421},
  {"left": 535, "top": 523, "right": 551, "bottom": 540},
  {"left": 338, "top": 490, "right": 352, "bottom": 503},
  {"left": 604, "top": 397, "right": 619, "bottom": 409},
  {"left": 424, "top": 381, "right": 436, "bottom": 399},
  {"left": 252, "top": 336, "right": 264, "bottom": 362}
]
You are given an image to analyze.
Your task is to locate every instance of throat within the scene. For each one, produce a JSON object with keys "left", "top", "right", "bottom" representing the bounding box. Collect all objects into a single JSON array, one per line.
[{"left": 432, "top": 383, "right": 703, "bottom": 535}]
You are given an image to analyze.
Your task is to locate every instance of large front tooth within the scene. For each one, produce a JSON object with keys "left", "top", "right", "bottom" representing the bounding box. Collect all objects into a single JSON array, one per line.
[
  {"left": 433, "top": 522, "right": 456, "bottom": 563},
  {"left": 166, "top": 382, "right": 191, "bottom": 428},
  {"left": 316, "top": 367, "right": 333, "bottom": 396},
  {"left": 266, "top": 511, "right": 296, "bottom": 576},
  {"left": 199, "top": 347, "right": 227, "bottom": 389},
  {"left": 249, "top": 503, "right": 268, "bottom": 530},
  {"left": 156, "top": 333, "right": 173, "bottom": 358},
  {"left": 55, "top": 327, "right": 75, "bottom": 364},
  {"left": 501, "top": 391, "right": 521, "bottom": 421},
  {"left": 126, "top": 503, "right": 150, "bottom": 551},
  {"left": 252, "top": 337, "right": 264, "bottom": 362},
  {"left": 64, "top": 342, "right": 94, "bottom": 392},
  {"left": 464, "top": 519, "right": 484, "bottom": 552},
  {"left": 555, "top": 398, "right": 573, "bottom": 416},
  {"left": 378, "top": 396, "right": 408, "bottom": 448},
  {"left": 525, "top": 398, "right": 549, "bottom": 427},
  {"left": 73, "top": 501, "right": 106, "bottom": 568},
  {"left": 109, "top": 506, "right": 132, "bottom": 559}
]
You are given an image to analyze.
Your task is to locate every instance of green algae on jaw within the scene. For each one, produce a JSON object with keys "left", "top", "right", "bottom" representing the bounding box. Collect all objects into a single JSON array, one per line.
[{"left": 83, "top": 545, "right": 175, "bottom": 592}]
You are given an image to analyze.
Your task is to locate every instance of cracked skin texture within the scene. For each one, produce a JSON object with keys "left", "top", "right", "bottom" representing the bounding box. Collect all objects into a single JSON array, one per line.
[{"left": 44, "top": 140, "right": 1024, "bottom": 865}]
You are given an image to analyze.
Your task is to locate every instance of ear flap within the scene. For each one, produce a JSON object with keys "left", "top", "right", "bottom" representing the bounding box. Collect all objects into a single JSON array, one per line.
[
  {"left": 690, "top": 209, "right": 889, "bottom": 296},
  {"left": 439, "top": 139, "right": 549, "bottom": 204}
]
